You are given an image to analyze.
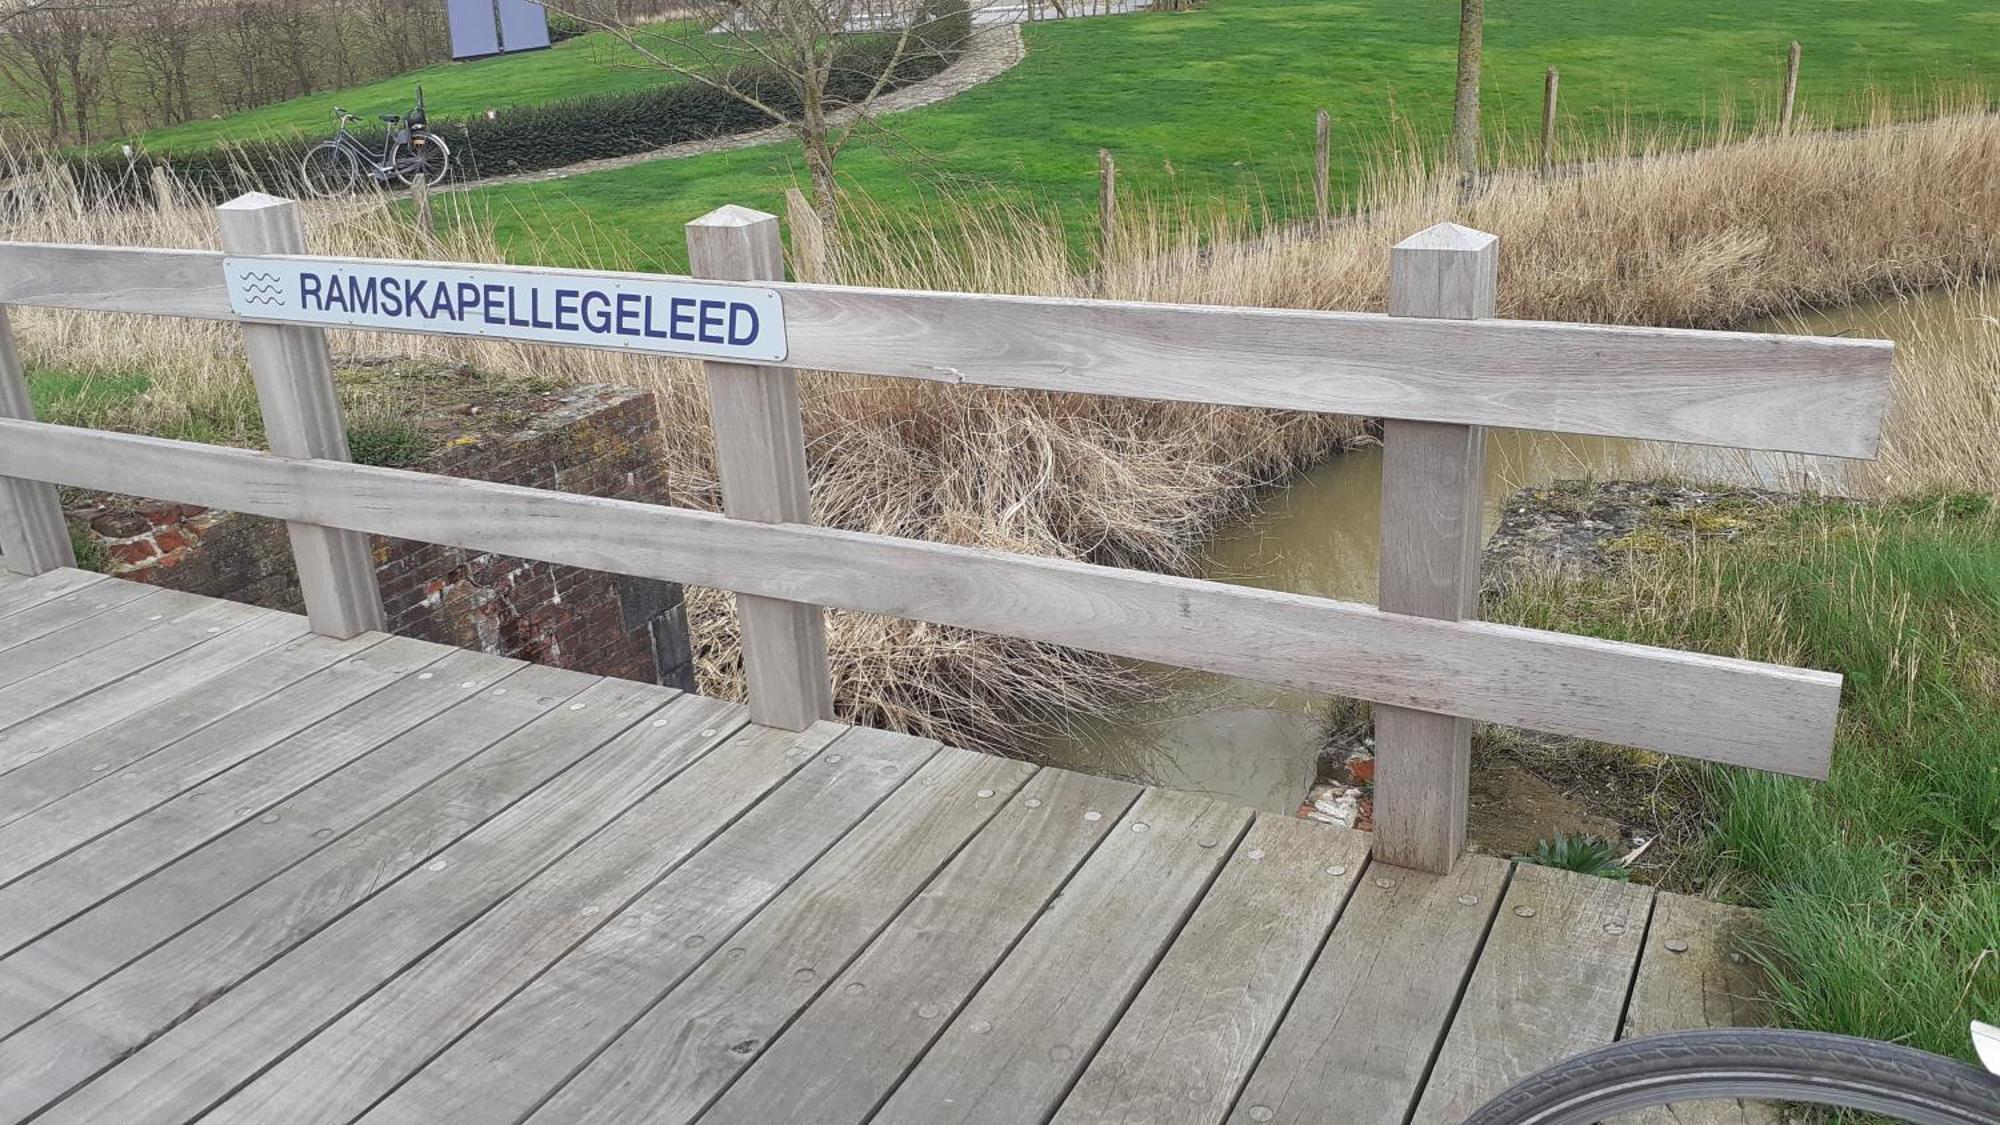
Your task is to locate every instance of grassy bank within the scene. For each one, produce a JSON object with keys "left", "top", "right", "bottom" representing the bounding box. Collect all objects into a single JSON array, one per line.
[
  {"left": 1487, "top": 496, "right": 1999, "bottom": 1061},
  {"left": 458, "top": 0, "right": 2000, "bottom": 270}
]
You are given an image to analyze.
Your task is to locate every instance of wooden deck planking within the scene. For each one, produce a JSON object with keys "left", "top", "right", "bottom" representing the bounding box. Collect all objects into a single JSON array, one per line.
[
  {"left": 0, "top": 578, "right": 1787, "bottom": 1125},
  {"left": 0, "top": 630, "right": 386, "bottom": 827},
  {"left": 704, "top": 768, "right": 1143, "bottom": 1125},
  {"left": 0, "top": 646, "right": 524, "bottom": 948},
  {"left": 0, "top": 569, "right": 107, "bottom": 620},
  {"left": 0, "top": 609, "right": 312, "bottom": 785},
  {"left": 870, "top": 788, "right": 1256, "bottom": 1125},
  {"left": 1229, "top": 854, "right": 1513, "bottom": 1124},
  {"left": 0, "top": 576, "right": 151, "bottom": 655},
  {"left": 0, "top": 661, "right": 593, "bottom": 1039},
  {"left": 0, "top": 634, "right": 443, "bottom": 886},
  {"left": 205, "top": 718, "right": 842, "bottom": 1125},
  {"left": 527, "top": 747, "right": 1040, "bottom": 1125},
  {"left": 360, "top": 725, "right": 946, "bottom": 1125},
  {"left": 1051, "top": 814, "right": 1372, "bottom": 1125},
  {"left": 1410, "top": 863, "right": 1656, "bottom": 1125}
]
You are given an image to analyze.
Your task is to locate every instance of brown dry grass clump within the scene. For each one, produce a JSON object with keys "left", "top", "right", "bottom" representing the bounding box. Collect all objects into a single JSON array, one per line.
[{"left": 3, "top": 100, "right": 1995, "bottom": 751}]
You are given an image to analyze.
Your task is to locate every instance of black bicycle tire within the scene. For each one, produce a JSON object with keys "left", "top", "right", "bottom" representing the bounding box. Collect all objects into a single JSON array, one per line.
[
  {"left": 1463, "top": 1029, "right": 2000, "bottom": 1125},
  {"left": 299, "top": 142, "right": 358, "bottom": 198},
  {"left": 390, "top": 135, "right": 450, "bottom": 186}
]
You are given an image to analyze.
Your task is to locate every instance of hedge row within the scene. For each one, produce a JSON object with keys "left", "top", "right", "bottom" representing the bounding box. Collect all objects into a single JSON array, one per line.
[{"left": 63, "top": 1, "right": 972, "bottom": 207}]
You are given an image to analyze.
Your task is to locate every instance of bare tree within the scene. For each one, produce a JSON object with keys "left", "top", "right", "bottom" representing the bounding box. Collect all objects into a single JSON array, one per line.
[
  {"left": 126, "top": 0, "right": 204, "bottom": 124},
  {"left": 552, "top": 0, "right": 972, "bottom": 227},
  {"left": 0, "top": 0, "right": 119, "bottom": 142},
  {"left": 1449, "top": 0, "right": 1483, "bottom": 188}
]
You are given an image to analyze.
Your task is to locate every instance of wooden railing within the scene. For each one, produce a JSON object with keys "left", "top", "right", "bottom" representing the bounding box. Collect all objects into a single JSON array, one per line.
[{"left": 0, "top": 193, "right": 1895, "bottom": 873}]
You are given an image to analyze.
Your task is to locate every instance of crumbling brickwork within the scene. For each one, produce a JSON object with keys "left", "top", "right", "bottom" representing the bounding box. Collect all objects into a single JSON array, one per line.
[{"left": 75, "top": 385, "right": 694, "bottom": 691}]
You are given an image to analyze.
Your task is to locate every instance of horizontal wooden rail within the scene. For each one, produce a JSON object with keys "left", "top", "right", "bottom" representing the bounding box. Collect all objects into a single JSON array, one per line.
[
  {"left": 0, "top": 417, "right": 1841, "bottom": 778},
  {"left": 0, "top": 243, "right": 1894, "bottom": 457}
]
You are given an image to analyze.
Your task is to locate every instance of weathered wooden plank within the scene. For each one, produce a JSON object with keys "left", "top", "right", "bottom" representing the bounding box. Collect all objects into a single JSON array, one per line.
[
  {"left": 360, "top": 725, "right": 941, "bottom": 1125},
  {"left": 0, "top": 647, "right": 520, "bottom": 949},
  {"left": 0, "top": 576, "right": 152, "bottom": 655},
  {"left": 1053, "top": 815, "right": 1372, "bottom": 1125},
  {"left": 0, "top": 585, "right": 185, "bottom": 693},
  {"left": 1373, "top": 224, "right": 1496, "bottom": 873},
  {"left": 0, "top": 569, "right": 105, "bottom": 620},
  {"left": 711, "top": 768, "right": 1142, "bottom": 1125},
  {"left": 1409, "top": 863, "right": 1655, "bottom": 1125},
  {"left": 870, "top": 789, "right": 1253, "bottom": 1125},
  {"left": 1229, "top": 854, "right": 1512, "bottom": 1125},
  {"left": 0, "top": 679, "right": 686, "bottom": 1119},
  {"left": 33, "top": 694, "right": 743, "bottom": 1125},
  {"left": 0, "top": 244, "right": 230, "bottom": 319},
  {"left": 525, "top": 747, "right": 1038, "bottom": 1125},
  {"left": 0, "top": 630, "right": 382, "bottom": 827},
  {"left": 0, "top": 422, "right": 1848, "bottom": 777},
  {"left": 687, "top": 205, "right": 833, "bottom": 730},
  {"left": 0, "top": 307, "right": 75, "bottom": 576},
  {"left": 0, "top": 635, "right": 436, "bottom": 882},
  {"left": 217, "top": 194, "right": 384, "bottom": 638},
  {"left": 205, "top": 717, "right": 839, "bottom": 1125},
  {"left": 1614, "top": 893, "right": 1777, "bottom": 1125},
  {"left": 32, "top": 240, "right": 1897, "bottom": 456},
  {"left": 0, "top": 662, "right": 594, "bottom": 1040},
  {"left": 0, "top": 609, "right": 308, "bottom": 791},
  {"left": 0, "top": 593, "right": 267, "bottom": 733}
]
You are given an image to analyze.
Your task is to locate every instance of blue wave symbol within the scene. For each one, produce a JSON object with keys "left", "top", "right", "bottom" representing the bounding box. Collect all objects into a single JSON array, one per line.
[{"left": 236, "top": 270, "right": 286, "bottom": 306}]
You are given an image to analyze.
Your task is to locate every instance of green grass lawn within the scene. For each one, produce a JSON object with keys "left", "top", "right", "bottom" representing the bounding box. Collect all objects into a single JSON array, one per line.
[
  {"left": 450, "top": 0, "right": 2000, "bottom": 272},
  {"left": 1492, "top": 494, "right": 2000, "bottom": 1062},
  {"left": 119, "top": 26, "right": 696, "bottom": 153}
]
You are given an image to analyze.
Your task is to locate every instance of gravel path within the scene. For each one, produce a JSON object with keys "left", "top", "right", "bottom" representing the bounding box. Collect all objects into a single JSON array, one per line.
[{"left": 439, "top": 23, "right": 1026, "bottom": 195}]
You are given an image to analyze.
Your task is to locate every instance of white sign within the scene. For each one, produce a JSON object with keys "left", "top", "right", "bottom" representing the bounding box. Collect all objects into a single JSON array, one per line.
[{"left": 224, "top": 257, "right": 788, "bottom": 363}]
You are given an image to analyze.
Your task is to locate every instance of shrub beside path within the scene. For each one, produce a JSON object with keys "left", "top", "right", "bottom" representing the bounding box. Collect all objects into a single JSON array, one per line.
[{"left": 437, "top": 24, "right": 1026, "bottom": 196}]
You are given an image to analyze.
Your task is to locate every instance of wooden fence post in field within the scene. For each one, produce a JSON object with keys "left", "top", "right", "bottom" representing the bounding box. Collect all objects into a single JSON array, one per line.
[
  {"left": 150, "top": 166, "right": 177, "bottom": 215},
  {"left": 687, "top": 204, "right": 835, "bottom": 731},
  {"left": 1372, "top": 222, "right": 1498, "bottom": 874},
  {"left": 1540, "top": 67, "right": 1559, "bottom": 177},
  {"left": 411, "top": 173, "right": 434, "bottom": 241},
  {"left": 1098, "top": 148, "right": 1117, "bottom": 266},
  {"left": 1314, "top": 108, "right": 1332, "bottom": 231},
  {"left": 217, "top": 192, "right": 386, "bottom": 639},
  {"left": 0, "top": 308, "right": 76, "bottom": 576},
  {"left": 1781, "top": 40, "right": 1801, "bottom": 134}
]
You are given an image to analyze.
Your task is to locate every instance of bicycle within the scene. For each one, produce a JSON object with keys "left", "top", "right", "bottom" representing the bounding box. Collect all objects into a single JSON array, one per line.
[
  {"left": 298, "top": 87, "right": 450, "bottom": 198},
  {"left": 1466, "top": 1023, "right": 2000, "bottom": 1124}
]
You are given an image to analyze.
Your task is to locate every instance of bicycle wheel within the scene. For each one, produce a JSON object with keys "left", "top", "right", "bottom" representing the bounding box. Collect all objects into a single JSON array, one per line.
[
  {"left": 392, "top": 134, "right": 450, "bottom": 186},
  {"left": 299, "top": 143, "right": 358, "bottom": 198},
  {"left": 1465, "top": 1029, "right": 2000, "bottom": 1125}
]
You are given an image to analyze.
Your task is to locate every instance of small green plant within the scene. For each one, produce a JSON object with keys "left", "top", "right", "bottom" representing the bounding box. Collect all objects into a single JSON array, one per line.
[
  {"left": 68, "top": 523, "right": 111, "bottom": 573},
  {"left": 1524, "top": 834, "right": 1629, "bottom": 880},
  {"left": 345, "top": 418, "right": 434, "bottom": 468}
]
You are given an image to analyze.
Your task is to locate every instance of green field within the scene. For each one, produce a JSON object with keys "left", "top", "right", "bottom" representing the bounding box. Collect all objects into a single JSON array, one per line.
[
  {"left": 118, "top": 26, "right": 695, "bottom": 153},
  {"left": 438, "top": 0, "right": 2000, "bottom": 271}
]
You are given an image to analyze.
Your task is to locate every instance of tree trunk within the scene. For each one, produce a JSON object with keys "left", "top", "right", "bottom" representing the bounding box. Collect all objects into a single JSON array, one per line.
[
  {"left": 798, "top": 89, "right": 839, "bottom": 230},
  {"left": 1450, "top": 0, "right": 1483, "bottom": 187}
]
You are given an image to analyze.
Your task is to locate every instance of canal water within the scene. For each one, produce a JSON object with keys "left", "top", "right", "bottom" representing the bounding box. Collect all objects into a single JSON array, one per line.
[{"left": 1031, "top": 286, "right": 1984, "bottom": 813}]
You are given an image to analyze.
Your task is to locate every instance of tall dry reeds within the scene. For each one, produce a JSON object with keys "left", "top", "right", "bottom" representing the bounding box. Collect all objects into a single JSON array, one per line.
[{"left": 2, "top": 100, "right": 1994, "bottom": 751}]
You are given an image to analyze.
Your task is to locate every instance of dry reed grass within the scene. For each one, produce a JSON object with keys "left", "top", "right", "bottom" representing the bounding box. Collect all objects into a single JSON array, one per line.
[{"left": 2, "top": 99, "right": 1994, "bottom": 751}]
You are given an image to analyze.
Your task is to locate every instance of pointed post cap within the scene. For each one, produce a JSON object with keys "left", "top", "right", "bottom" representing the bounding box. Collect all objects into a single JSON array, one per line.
[{"left": 1389, "top": 222, "right": 1498, "bottom": 319}]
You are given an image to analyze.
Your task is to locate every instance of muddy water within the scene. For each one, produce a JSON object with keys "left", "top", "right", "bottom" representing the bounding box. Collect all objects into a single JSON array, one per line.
[{"left": 1032, "top": 287, "right": 1980, "bottom": 813}]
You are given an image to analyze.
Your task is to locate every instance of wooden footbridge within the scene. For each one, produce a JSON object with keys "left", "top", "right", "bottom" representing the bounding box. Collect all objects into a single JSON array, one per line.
[{"left": 0, "top": 195, "right": 1892, "bottom": 1124}]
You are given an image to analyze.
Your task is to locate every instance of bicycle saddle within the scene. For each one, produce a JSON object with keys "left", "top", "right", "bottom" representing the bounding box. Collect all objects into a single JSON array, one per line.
[{"left": 379, "top": 114, "right": 402, "bottom": 123}]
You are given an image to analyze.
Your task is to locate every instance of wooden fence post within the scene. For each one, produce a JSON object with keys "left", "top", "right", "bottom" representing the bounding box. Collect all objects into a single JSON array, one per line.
[
  {"left": 1372, "top": 222, "right": 1497, "bottom": 874},
  {"left": 217, "top": 192, "right": 386, "bottom": 639},
  {"left": 0, "top": 308, "right": 76, "bottom": 576},
  {"left": 1098, "top": 148, "right": 1117, "bottom": 266},
  {"left": 1540, "top": 67, "right": 1559, "bottom": 177},
  {"left": 411, "top": 173, "right": 434, "bottom": 241},
  {"left": 1313, "top": 108, "right": 1332, "bottom": 231},
  {"left": 1780, "top": 40, "right": 1801, "bottom": 134},
  {"left": 686, "top": 204, "right": 834, "bottom": 731}
]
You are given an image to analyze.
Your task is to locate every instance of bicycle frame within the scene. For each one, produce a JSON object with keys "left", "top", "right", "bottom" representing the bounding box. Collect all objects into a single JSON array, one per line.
[{"left": 326, "top": 117, "right": 411, "bottom": 184}]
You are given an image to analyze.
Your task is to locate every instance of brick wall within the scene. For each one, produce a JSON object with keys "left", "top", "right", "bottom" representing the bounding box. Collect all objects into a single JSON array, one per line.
[{"left": 75, "top": 385, "right": 695, "bottom": 690}]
